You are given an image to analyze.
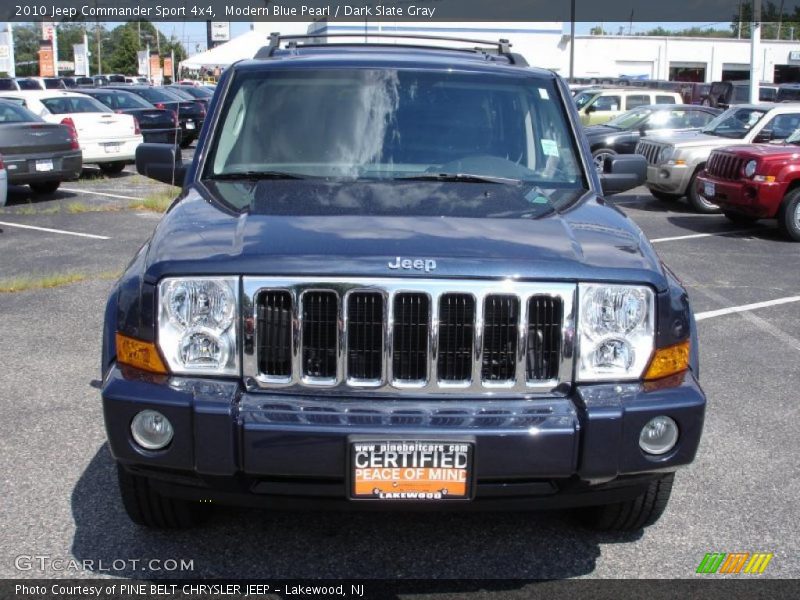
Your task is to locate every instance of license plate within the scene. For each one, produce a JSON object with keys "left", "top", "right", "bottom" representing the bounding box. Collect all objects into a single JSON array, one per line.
[
  {"left": 704, "top": 181, "right": 715, "bottom": 198},
  {"left": 185, "top": 121, "right": 195, "bottom": 129},
  {"left": 104, "top": 143, "right": 121, "bottom": 154},
  {"left": 351, "top": 440, "right": 473, "bottom": 501},
  {"left": 35, "top": 159, "right": 53, "bottom": 172}
]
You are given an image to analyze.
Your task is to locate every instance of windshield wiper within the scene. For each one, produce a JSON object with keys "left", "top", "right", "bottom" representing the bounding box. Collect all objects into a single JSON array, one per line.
[
  {"left": 397, "top": 172, "right": 521, "bottom": 185},
  {"left": 208, "top": 170, "right": 307, "bottom": 181}
]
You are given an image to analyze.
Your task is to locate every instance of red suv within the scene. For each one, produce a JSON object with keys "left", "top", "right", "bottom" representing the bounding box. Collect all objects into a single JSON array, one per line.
[{"left": 696, "top": 130, "right": 800, "bottom": 241}]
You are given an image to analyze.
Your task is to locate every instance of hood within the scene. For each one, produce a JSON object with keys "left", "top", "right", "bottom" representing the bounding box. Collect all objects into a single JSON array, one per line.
[
  {"left": 584, "top": 125, "right": 629, "bottom": 141},
  {"left": 646, "top": 130, "right": 735, "bottom": 149},
  {"left": 143, "top": 181, "right": 666, "bottom": 289},
  {"left": 716, "top": 143, "right": 800, "bottom": 160}
]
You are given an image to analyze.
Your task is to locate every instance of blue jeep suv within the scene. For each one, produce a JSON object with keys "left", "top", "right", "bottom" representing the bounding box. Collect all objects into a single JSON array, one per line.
[{"left": 102, "top": 33, "right": 705, "bottom": 531}]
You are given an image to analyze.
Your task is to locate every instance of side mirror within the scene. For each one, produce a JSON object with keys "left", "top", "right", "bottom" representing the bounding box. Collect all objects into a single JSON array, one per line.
[
  {"left": 753, "top": 130, "right": 773, "bottom": 143},
  {"left": 585, "top": 105, "right": 596, "bottom": 114},
  {"left": 135, "top": 143, "right": 186, "bottom": 186},
  {"left": 599, "top": 154, "right": 646, "bottom": 196}
]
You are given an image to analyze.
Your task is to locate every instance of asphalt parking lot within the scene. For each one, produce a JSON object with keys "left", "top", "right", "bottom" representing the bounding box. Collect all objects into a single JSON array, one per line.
[{"left": 1, "top": 162, "right": 798, "bottom": 583}]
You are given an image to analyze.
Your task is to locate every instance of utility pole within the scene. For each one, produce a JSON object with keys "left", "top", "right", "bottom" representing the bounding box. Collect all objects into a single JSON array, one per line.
[
  {"left": 777, "top": 0, "right": 784, "bottom": 39},
  {"left": 750, "top": 0, "right": 762, "bottom": 104},
  {"left": 95, "top": 22, "right": 101, "bottom": 74},
  {"left": 569, "top": 0, "right": 575, "bottom": 80}
]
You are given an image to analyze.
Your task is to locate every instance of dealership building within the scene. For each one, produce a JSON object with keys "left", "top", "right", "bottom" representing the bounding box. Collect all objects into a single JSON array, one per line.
[{"left": 233, "top": 21, "right": 800, "bottom": 83}]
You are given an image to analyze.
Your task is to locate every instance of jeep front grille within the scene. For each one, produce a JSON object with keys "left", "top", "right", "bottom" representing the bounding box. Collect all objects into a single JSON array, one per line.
[
  {"left": 706, "top": 151, "right": 745, "bottom": 180},
  {"left": 636, "top": 141, "right": 665, "bottom": 165},
  {"left": 244, "top": 278, "right": 575, "bottom": 396}
]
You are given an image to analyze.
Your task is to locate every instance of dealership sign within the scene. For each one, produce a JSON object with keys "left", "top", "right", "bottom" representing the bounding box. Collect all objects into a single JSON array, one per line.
[{"left": 210, "top": 22, "right": 230, "bottom": 42}]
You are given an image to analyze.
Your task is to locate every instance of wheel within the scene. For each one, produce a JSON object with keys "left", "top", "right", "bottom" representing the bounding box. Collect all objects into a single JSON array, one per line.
[
  {"left": 686, "top": 170, "right": 720, "bottom": 213},
  {"left": 577, "top": 473, "right": 675, "bottom": 532},
  {"left": 592, "top": 148, "right": 618, "bottom": 173},
  {"left": 777, "top": 188, "right": 800, "bottom": 241},
  {"left": 650, "top": 189, "right": 681, "bottom": 202},
  {"left": 179, "top": 136, "right": 194, "bottom": 149},
  {"left": 29, "top": 181, "right": 60, "bottom": 194},
  {"left": 723, "top": 211, "right": 759, "bottom": 225},
  {"left": 116, "top": 464, "right": 209, "bottom": 529},
  {"left": 99, "top": 161, "right": 126, "bottom": 175}
]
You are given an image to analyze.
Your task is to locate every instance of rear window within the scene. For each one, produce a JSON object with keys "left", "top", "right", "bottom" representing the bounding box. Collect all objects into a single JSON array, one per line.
[
  {"left": 17, "top": 79, "right": 42, "bottom": 90},
  {"left": 44, "top": 78, "right": 65, "bottom": 89},
  {"left": 134, "top": 87, "right": 178, "bottom": 103},
  {"left": 778, "top": 87, "right": 800, "bottom": 102},
  {"left": 0, "top": 79, "right": 17, "bottom": 91},
  {"left": 0, "top": 101, "right": 39, "bottom": 123},
  {"left": 105, "top": 91, "right": 152, "bottom": 110},
  {"left": 655, "top": 95, "right": 677, "bottom": 105},
  {"left": 40, "top": 95, "right": 111, "bottom": 114}
]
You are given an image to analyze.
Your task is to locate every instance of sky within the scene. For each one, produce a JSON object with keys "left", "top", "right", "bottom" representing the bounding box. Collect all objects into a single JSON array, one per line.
[{"left": 153, "top": 21, "right": 736, "bottom": 55}]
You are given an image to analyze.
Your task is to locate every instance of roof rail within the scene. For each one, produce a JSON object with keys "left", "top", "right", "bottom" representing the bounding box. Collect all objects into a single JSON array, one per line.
[{"left": 259, "top": 32, "right": 521, "bottom": 64}]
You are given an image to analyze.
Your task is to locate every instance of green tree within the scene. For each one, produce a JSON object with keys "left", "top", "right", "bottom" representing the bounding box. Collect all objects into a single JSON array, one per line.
[
  {"left": 732, "top": 1, "right": 800, "bottom": 39},
  {"left": 104, "top": 21, "right": 187, "bottom": 75},
  {"left": 11, "top": 23, "right": 40, "bottom": 76}
]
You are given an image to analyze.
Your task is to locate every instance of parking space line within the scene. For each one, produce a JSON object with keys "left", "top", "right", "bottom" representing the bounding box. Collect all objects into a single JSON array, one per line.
[
  {"left": 60, "top": 188, "right": 141, "bottom": 201},
  {"left": 650, "top": 228, "right": 762, "bottom": 243},
  {"left": 696, "top": 296, "right": 800, "bottom": 321},
  {"left": 0, "top": 221, "right": 111, "bottom": 240}
]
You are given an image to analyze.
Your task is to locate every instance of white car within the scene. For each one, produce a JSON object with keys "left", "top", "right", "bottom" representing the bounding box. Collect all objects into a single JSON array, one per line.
[
  {"left": 0, "top": 153, "right": 7, "bottom": 207},
  {"left": 0, "top": 90, "right": 143, "bottom": 174}
]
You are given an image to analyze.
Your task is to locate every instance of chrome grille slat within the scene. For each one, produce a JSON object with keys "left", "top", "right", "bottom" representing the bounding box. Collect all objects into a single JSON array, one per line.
[
  {"left": 243, "top": 278, "right": 575, "bottom": 396},
  {"left": 481, "top": 295, "right": 519, "bottom": 384},
  {"left": 301, "top": 291, "right": 338, "bottom": 381},
  {"left": 707, "top": 151, "right": 744, "bottom": 181}
]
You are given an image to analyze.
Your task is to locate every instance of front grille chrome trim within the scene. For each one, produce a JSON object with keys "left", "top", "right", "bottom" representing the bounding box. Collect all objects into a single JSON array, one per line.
[{"left": 243, "top": 278, "right": 576, "bottom": 397}]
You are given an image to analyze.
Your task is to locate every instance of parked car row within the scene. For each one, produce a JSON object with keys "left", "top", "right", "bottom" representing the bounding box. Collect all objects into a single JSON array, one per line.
[{"left": 0, "top": 83, "right": 212, "bottom": 196}]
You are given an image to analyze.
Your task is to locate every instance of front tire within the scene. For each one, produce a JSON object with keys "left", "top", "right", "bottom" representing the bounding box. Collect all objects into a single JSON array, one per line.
[
  {"left": 29, "top": 181, "right": 60, "bottom": 194},
  {"left": 777, "top": 188, "right": 800, "bottom": 242},
  {"left": 117, "top": 464, "right": 209, "bottom": 529},
  {"left": 99, "top": 161, "right": 126, "bottom": 175},
  {"left": 686, "top": 170, "right": 720, "bottom": 214},
  {"left": 577, "top": 473, "right": 675, "bottom": 532},
  {"left": 592, "top": 148, "right": 618, "bottom": 174}
]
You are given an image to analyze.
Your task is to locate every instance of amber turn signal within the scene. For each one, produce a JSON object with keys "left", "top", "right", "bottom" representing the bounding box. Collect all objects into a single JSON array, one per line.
[
  {"left": 116, "top": 332, "right": 168, "bottom": 375},
  {"left": 644, "top": 340, "right": 690, "bottom": 381}
]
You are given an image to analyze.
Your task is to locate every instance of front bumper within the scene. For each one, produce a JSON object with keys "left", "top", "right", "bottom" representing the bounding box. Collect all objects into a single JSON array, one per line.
[
  {"left": 696, "top": 173, "right": 784, "bottom": 218},
  {"left": 102, "top": 366, "right": 705, "bottom": 509},
  {"left": 645, "top": 163, "right": 694, "bottom": 195},
  {"left": 4, "top": 150, "right": 82, "bottom": 184}
]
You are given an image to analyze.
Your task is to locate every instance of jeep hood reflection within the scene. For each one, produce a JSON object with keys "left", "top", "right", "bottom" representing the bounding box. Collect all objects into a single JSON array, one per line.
[{"left": 143, "top": 181, "right": 664, "bottom": 288}]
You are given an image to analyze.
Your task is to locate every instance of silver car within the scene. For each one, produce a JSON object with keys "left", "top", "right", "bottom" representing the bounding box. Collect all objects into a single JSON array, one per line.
[{"left": 637, "top": 103, "right": 800, "bottom": 212}]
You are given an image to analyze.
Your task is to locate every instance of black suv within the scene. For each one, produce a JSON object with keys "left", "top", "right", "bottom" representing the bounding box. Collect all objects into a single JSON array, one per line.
[{"left": 104, "top": 34, "right": 705, "bottom": 531}]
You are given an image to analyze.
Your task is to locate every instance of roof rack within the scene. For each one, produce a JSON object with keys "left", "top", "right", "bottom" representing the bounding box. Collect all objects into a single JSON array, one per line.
[{"left": 257, "top": 32, "right": 522, "bottom": 65}]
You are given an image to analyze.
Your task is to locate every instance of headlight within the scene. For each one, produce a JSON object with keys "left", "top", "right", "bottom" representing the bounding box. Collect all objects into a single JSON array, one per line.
[
  {"left": 577, "top": 284, "right": 655, "bottom": 382},
  {"left": 744, "top": 160, "right": 757, "bottom": 178},
  {"left": 659, "top": 146, "right": 674, "bottom": 163},
  {"left": 158, "top": 277, "right": 239, "bottom": 375}
]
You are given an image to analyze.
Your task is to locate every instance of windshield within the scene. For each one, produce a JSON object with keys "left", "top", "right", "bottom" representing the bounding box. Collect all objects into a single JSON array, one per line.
[
  {"left": 701, "top": 107, "right": 767, "bottom": 139},
  {"left": 574, "top": 91, "right": 597, "bottom": 110},
  {"left": 207, "top": 70, "right": 584, "bottom": 189},
  {"left": 604, "top": 107, "right": 652, "bottom": 129}
]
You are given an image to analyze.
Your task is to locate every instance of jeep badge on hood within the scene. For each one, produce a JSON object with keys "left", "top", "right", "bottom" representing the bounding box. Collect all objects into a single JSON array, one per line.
[{"left": 387, "top": 257, "right": 437, "bottom": 272}]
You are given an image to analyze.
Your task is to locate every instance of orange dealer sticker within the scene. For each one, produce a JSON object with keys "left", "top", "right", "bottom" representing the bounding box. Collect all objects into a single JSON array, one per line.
[{"left": 351, "top": 440, "right": 473, "bottom": 500}]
